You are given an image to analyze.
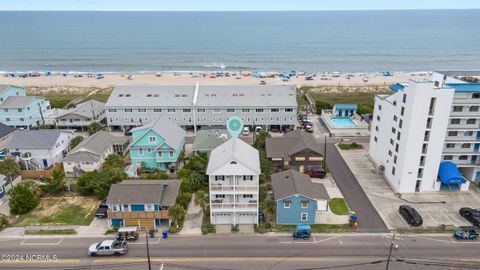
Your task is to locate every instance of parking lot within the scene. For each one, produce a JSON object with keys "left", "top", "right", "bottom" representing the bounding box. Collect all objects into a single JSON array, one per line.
[{"left": 338, "top": 141, "right": 480, "bottom": 229}]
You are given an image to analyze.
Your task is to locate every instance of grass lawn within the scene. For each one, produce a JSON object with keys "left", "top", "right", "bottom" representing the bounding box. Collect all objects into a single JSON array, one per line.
[
  {"left": 302, "top": 85, "right": 391, "bottom": 114},
  {"left": 329, "top": 198, "right": 350, "bottom": 215},
  {"left": 27, "top": 87, "right": 113, "bottom": 109},
  {"left": 396, "top": 225, "right": 456, "bottom": 234},
  {"left": 338, "top": 142, "right": 363, "bottom": 150},
  {"left": 12, "top": 196, "right": 99, "bottom": 227},
  {"left": 24, "top": 229, "right": 77, "bottom": 235}
]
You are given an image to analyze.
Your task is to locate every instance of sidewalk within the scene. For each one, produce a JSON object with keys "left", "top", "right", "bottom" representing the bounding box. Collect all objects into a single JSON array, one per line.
[{"left": 178, "top": 194, "right": 203, "bottom": 235}]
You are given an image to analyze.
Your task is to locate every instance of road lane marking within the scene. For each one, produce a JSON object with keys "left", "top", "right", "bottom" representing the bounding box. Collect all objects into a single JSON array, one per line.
[
  {"left": 20, "top": 238, "right": 63, "bottom": 246},
  {"left": 94, "top": 256, "right": 376, "bottom": 263}
]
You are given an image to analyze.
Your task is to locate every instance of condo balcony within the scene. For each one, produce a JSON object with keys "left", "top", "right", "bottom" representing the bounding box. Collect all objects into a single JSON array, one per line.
[
  {"left": 210, "top": 184, "right": 258, "bottom": 193},
  {"left": 210, "top": 202, "right": 258, "bottom": 211}
]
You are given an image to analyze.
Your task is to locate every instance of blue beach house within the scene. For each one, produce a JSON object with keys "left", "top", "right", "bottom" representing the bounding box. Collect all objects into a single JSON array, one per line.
[
  {"left": 0, "top": 85, "right": 51, "bottom": 128},
  {"left": 333, "top": 104, "right": 357, "bottom": 117},
  {"left": 272, "top": 170, "right": 330, "bottom": 225},
  {"left": 129, "top": 115, "right": 185, "bottom": 172}
]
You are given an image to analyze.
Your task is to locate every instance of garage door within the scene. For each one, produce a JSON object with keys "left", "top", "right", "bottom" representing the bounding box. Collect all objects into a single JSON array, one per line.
[
  {"left": 213, "top": 213, "right": 231, "bottom": 224},
  {"left": 237, "top": 213, "right": 257, "bottom": 224}
]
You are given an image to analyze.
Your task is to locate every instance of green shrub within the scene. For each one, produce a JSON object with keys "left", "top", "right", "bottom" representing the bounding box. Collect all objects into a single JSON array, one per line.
[
  {"left": 176, "top": 192, "right": 192, "bottom": 209},
  {"left": 9, "top": 182, "right": 40, "bottom": 215},
  {"left": 201, "top": 223, "right": 216, "bottom": 235},
  {"left": 0, "top": 214, "right": 8, "bottom": 230},
  {"left": 140, "top": 172, "right": 169, "bottom": 180}
]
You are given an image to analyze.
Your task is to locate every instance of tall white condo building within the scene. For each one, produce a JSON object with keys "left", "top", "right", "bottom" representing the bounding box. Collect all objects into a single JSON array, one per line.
[{"left": 370, "top": 72, "right": 480, "bottom": 193}]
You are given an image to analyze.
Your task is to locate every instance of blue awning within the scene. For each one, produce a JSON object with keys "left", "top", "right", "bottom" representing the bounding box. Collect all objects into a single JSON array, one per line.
[
  {"left": 334, "top": 103, "right": 358, "bottom": 110},
  {"left": 438, "top": 161, "right": 466, "bottom": 185},
  {"left": 389, "top": 83, "right": 406, "bottom": 92}
]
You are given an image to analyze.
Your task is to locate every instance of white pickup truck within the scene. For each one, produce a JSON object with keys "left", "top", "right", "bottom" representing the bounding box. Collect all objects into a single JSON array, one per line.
[{"left": 88, "top": 240, "right": 128, "bottom": 256}]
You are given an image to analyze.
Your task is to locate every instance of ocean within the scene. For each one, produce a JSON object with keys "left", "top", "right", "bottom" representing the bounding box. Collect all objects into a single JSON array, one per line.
[{"left": 0, "top": 10, "right": 479, "bottom": 73}]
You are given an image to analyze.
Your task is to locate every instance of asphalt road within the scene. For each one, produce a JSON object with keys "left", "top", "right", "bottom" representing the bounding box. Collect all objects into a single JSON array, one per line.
[
  {"left": 312, "top": 115, "right": 388, "bottom": 232},
  {"left": 0, "top": 234, "right": 479, "bottom": 270}
]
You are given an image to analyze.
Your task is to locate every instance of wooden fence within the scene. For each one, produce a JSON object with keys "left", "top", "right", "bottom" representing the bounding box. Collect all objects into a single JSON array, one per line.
[{"left": 19, "top": 164, "right": 62, "bottom": 179}]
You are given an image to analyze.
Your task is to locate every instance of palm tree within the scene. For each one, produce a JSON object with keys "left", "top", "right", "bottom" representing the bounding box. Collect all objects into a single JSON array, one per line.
[
  {"left": 194, "top": 190, "right": 208, "bottom": 213},
  {"left": 261, "top": 197, "right": 276, "bottom": 224},
  {"left": 0, "top": 158, "right": 20, "bottom": 189},
  {"left": 168, "top": 204, "right": 185, "bottom": 227}
]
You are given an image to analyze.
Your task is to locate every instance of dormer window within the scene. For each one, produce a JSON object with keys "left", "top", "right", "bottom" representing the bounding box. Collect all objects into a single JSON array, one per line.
[{"left": 230, "top": 161, "right": 237, "bottom": 164}]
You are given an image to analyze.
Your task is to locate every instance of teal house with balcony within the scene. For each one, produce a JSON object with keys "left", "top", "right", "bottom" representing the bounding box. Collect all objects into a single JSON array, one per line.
[
  {"left": 129, "top": 115, "right": 185, "bottom": 172},
  {"left": 272, "top": 170, "right": 330, "bottom": 225},
  {"left": 0, "top": 85, "right": 50, "bottom": 128}
]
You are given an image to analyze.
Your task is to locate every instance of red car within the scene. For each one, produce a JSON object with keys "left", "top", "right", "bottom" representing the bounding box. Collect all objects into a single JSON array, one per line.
[{"left": 305, "top": 165, "right": 326, "bottom": 178}]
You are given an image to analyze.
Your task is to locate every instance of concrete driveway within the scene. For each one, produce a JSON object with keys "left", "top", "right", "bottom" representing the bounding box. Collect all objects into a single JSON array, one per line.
[
  {"left": 338, "top": 142, "right": 480, "bottom": 229},
  {"left": 179, "top": 194, "right": 203, "bottom": 235}
]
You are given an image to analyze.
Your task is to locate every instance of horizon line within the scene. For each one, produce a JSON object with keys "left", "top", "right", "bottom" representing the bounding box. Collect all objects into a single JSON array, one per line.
[{"left": 1, "top": 8, "right": 479, "bottom": 12}]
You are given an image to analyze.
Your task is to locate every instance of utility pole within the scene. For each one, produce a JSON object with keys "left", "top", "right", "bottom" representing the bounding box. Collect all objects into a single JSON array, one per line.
[
  {"left": 145, "top": 228, "right": 152, "bottom": 270},
  {"left": 323, "top": 135, "right": 327, "bottom": 169},
  {"left": 385, "top": 230, "right": 397, "bottom": 270}
]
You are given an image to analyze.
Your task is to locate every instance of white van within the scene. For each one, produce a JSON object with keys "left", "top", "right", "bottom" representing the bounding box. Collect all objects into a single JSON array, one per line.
[
  {"left": 242, "top": 127, "right": 250, "bottom": 136},
  {"left": 255, "top": 126, "right": 262, "bottom": 133}
]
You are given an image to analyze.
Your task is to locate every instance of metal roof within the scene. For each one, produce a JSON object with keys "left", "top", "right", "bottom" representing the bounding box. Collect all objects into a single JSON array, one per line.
[
  {"left": 206, "top": 138, "right": 260, "bottom": 175},
  {"left": 105, "top": 85, "right": 195, "bottom": 107},
  {"left": 192, "top": 129, "right": 230, "bottom": 152},
  {"left": 130, "top": 115, "right": 185, "bottom": 150},
  {"left": 57, "top": 100, "right": 105, "bottom": 118},
  {"left": 106, "top": 180, "right": 181, "bottom": 205},
  {"left": 63, "top": 131, "right": 128, "bottom": 163},
  {"left": 7, "top": 130, "right": 73, "bottom": 149},
  {"left": 0, "top": 96, "right": 44, "bottom": 109},
  {"left": 272, "top": 169, "right": 330, "bottom": 201}
]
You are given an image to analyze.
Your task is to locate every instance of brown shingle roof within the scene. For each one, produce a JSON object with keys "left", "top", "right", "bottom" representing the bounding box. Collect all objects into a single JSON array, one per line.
[
  {"left": 106, "top": 180, "right": 180, "bottom": 206},
  {"left": 265, "top": 130, "right": 322, "bottom": 161},
  {"left": 271, "top": 170, "right": 329, "bottom": 201}
]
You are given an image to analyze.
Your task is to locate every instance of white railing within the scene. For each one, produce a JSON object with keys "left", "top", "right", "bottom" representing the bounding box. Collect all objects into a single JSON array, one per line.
[
  {"left": 210, "top": 185, "right": 258, "bottom": 192},
  {"left": 210, "top": 202, "right": 257, "bottom": 210}
]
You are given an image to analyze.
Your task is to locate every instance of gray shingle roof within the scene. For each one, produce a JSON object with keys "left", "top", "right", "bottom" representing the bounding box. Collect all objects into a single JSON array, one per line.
[
  {"left": 7, "top": 130, "right": 73, "bottom": 149},
  {"left": 195, "top": 85, "right": 297, "bottom": 107},
  {"left": 0, "top": 123, "right": 16, "bottom": 139},
  {"left": 130, "top": 115, "right": 185, "bottom": 149},
  {"left": 106, "top": 180, "right": 181, "bottom": 205},
  {"left": 266, "top": 130, "right": 323, "bottom": 161},
  {"left": 271, "top": 170, "right": 329, "bottom": 201},
  {"left": 0, "top": 96, "right": 43, "bottom": 108},
  {"left": 57, "top": 100, "right": 105, "bottom": 118},
  {"left": 105, "top": 85, "right": 195, "bottom": 107},
  {"left": 63, "top": 131, "right": 128, "bottom": 163},
  {"left": 206, "top": 138, "right": 260, "bottom": 175},
  {"left": 192, "top": 129, "right": 230, "bottom": 152}
]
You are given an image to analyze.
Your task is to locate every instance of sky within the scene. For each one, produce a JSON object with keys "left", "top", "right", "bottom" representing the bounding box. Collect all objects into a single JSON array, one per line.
[{"left": 2, "top": 0, "right": 480, "bottom": 11}]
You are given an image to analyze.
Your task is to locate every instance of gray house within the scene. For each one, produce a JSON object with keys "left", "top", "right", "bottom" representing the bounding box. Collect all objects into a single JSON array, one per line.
[
  {"left": 63, "top": 131, "right": 129, "bottom": 177},
  {"left": 49, "top": 100, "right": 105, "bottom": 129},
  {"left": 192, "top": 129, "right": 230, "bottom": 155},
  {"left": 105, "top": 84, "right": 297, "bottom": 132},
  {"left": 0, "top": 123, "right": 16, "bottom": 154}
]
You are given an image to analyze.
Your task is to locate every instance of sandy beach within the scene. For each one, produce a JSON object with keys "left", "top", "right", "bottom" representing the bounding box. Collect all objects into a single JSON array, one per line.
[{"left": 0, "top": 71, "right": 428, "bottom": 89}]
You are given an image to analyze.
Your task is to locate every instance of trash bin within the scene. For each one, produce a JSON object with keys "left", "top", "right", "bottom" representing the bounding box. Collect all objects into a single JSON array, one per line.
[
  {"left": 162, "top": 230, "right": 168, "bottom": 239},
  {"left": 148, "top": 229, "right": 155, "bottom": 238}
]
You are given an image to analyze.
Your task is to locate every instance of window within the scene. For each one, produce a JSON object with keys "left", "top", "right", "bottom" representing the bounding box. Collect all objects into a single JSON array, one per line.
[
  {"left": 215, "top": 176, "right": 225, "bottom": 181},
  {"left": 391, "top": 127, "right": 396, "bottom": 133},
  {"left": 169, "top": 151, "right": 174, "bottom": 158},
  {"left": 450, "top": 119, "right": 461, "bottom": 125},
  {"left": 18, "top": 108, "right": 22, "bottom": 112},
  {"left": 158, "top": 151, "right": 163, "bottom": 158},
  {"left": 374, "top": 136, "right": 378, "bottom": 142},
  {"left": 5, "top": 118, "right": 10, "bottom": 122},
  {"left": 226, "top": 108, "right": 235, "bottom": 112},
  {"left": 453, "top": 106, "right": 463, "bottom": 112},
  {"left": 285, "top": 108, "right": 293, "bottom": 112},
  {"left": 378, "top": 105, "right": 382, "bottom": 110},
  {"left": 19, "top": 118, "right": 24, "bottom": 121},
  {"left": 301, "top": 201, "right": 309, "bottom": 208},
  {"left": 397, "top": 132, "right": 401, "bottom": 140},
  {"left": 284, "top": 200, "right": 291, "bottom": 208},
  {"left": 443, "top": 155, "right": 453, "bottom": 160},
  {"left": 243, "top": 194, "right": 253, "bottom": 198},
  {"left": 392, "top": 166, "right": 396, "bottom": 175},
  {"left": 149, "top": 136, "right": 156, "bottom": 143},
  {"left": 256, "top": 109, "right": 264, "bottom": 113},
  {"left": 448, "top": 131, "right": 458, "bottom": 136},
  {"left": 390, "top": 139, "right": 394, "bottom": 145},
  {"left": 393, "top": 115, "right": 398, "bottom": 121},
  {"left": 138, "top": 148, "right": 144, "bottom": 155},
  {"left": 108, "top": 109, "right": 117, "bottom": 112},
  {"left": 271, "top": 108, "right": 279, "bottom": 112},
  {"left": 446, "top": 143, "right": 455, "bottom": 148},
  {"left": 459, "top": 155, "right": 468, "bottom": 160},
  {"left": 138, "top": 109, "right": 146, "bottom": 112},
  {"left": 301, "top": 213, "right": 308, "bottom": 221},
  {"left": 400, "top": 107, "right": 405, "bottom": 116},
  {"left": 3, "top": 109, "right": 7, "bottom": 112},
  {"left": 146, "top": 204, "right": 153, "bottom": 211},
  {"left": 470, "top": 106, "right": 479, "bottom": 112},
  {"left": 467, "top": 119, "right": 476, "bottom": 125},
  {"left": 212, "top": 108, "right": 221, "bottom": 113},
  {"left": 197, "top": 108, "right": 205, "bottom": 113},
  {"left": 376, "top": 115, "right": 380, "bottom": 121},
  {"left": 402, "top": 93, "right": 407, "bottom": 103},
  {"left": 464, "top": 131, "right": 474, "bottom": 136},
  {"left": 399, "top": 119, "right": 403, "bottom": 128},
  {"left": 461, "top": 143, "right": 471, "bottom": 149},
  {"left": 375, "top": 126, "right": 379, "bottom": 132},
  {"left": 215, "top": 195, "right": 225, "bottom": 199},
  {"left": 395, "top": 143, "right": 399, "bottom": 152},
  {"left": 243, "top": 175, "right": 253, "bottom": 181},
  {"left": 124, "top": 109, "right": 132, "bottom": 112},
  {"left": 183, "top": 109, "right": 191, "bottom": 112},
  {"left": 393, "top": 155, "right": 397, "bottom": 164},
  {"left": 473, "top": 93, "right": 480, "bottom": 99},
  {"left": 295, "top": 157, "right": 305, "bottom": 161},
  {"left": 388, "top": 150, "right": 392, "bottom": 156},
  {"left": 242, "top": 109, "right": 250, "bottom": 113},
  {"left": 167, "top": 109, "right": 175, "bottom": 113}
]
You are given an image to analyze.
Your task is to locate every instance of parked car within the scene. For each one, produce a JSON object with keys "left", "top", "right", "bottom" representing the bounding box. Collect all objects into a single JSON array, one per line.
[
  {"left": 453, "top": 226, "right": 479, "bottom": 240},
  {"left": 305, "top": 126, "right": 314, "bottom": 133},
  {"left": 399, "top": 205, "right": 423, "bottom": 226},
  {"left": 88, "top": 240, "right": 128, "bottom": 256},
  {"left": 116, "top": 227, "right": 139, "bottom": 242},
  {"left": 305, "top": 165, "right": 326, "bottom": 178},
  {"left": 255, "top": 126, "right": 262, "bottom": 133},
  {"left": 260, "top": 80, "right": 267, "bottom": 85},
  {"left": 293, "top": 225, "right": 311, "bottom": 240},
  {"left": 270, "top": 126, "right": 279, "bottom": 132},
  {"left": 459, "top": 207, "right": 480, "bottom": 227},
  {"left": 242, "top": 127, "right": 250, "bottom": 136},
  {"left": 95, "top": 200, "right": 108, "bottom": 218}
]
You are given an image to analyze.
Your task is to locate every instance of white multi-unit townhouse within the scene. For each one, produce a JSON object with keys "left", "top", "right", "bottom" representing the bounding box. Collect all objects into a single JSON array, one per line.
[
  {"left": 206, "top": 138, "right": 261, "bottom": 225},
  {"left": 104, "top": 84, "right": 297, "bottom": 132},
  {"left": 369, "top": 72, "right": 480, "bottom": 193}
]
